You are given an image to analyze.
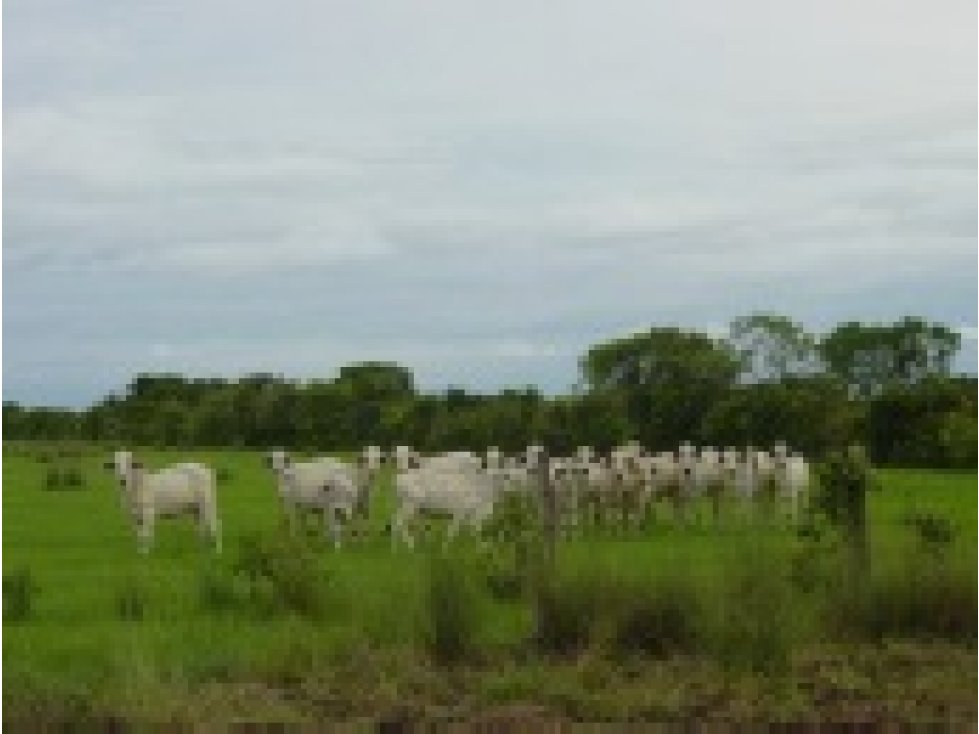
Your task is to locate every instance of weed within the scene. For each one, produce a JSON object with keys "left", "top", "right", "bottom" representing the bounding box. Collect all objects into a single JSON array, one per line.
[
  {"left": 3, "top": 568, "right": 37, "bottom": 622},
  {"left": 423, "top": 548, "right": 482, "bottom": 664}
]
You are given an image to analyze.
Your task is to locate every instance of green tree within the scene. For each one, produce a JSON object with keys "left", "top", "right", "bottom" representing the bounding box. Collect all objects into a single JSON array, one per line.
[
  {"left": 820, "top": 318, "right": 960, "bottom": 398},
  {"left": 581, "top": 327, "right": 740, "bottom": 448},
  {"left": 700, "top": 377, "right": 863, "bottom": 457},
  {"left": 729, "top": 313, "right": 821, "bottom": 382},
  {"left": 867, "top": 376, "right": 976, "bottom": 467}
]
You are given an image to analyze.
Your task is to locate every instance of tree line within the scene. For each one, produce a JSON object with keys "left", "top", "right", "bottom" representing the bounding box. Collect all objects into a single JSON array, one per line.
[{"left": 4, "top": 315, "right": 975, "bottom": 468}]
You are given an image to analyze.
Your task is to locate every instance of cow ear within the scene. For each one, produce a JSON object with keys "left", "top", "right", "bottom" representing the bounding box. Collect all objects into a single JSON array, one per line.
[{"left": 132, "top": 461, "right": 143, "bottom": 470}]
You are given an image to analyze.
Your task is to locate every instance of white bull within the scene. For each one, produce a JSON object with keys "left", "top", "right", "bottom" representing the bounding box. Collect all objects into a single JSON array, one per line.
[
  {"left": 390, "top": 463, "right": 501, "bottom": 548},
  {"left": 266, "top": 449, "right": 370, "bottom": 547},
  {"left": 106, "top": 450, "right": 221, "bottom": 555}
]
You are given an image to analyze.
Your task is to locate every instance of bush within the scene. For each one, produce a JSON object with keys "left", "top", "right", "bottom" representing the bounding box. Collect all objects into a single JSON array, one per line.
[
  {"left": 3, "top": 568, "right": 36, "bottom": 622},
  {"left": 115, "top": 578, "right": 148, "bottom": 621},
  {"left": 533, "top": 563, "right": 703, "bottom": 659},
  {"left": 424, "top": 548, "right": 482, "bottom": 664},
  {"left": 901, "top": 511, "right": 956, "bottom": 554},
  {"left": 479, "top": 491, "right": 542, "bottom": 601},
  {"left": 533, "top": 567, "right": 602, "bottom": 655},
  {"left": 62, "top": 467, "right": 85, "bottom": 488},
  {"left": 199, "top": 531, "right": 329, "bottom": 619},
  {"left": 812, "top": 445, "right": 877, "bottom": 528},
  {"left": 827, "top": 535, "right": 976, "bottom": 644},
  {"left": 705, "top": 535, "right": 803, "bottom": 674},
  {"left": 42, "top": 465, "right": 86, "bottom": 491},
  {"left": 608, "top": 572, "right": 701, "bottom": 657}
]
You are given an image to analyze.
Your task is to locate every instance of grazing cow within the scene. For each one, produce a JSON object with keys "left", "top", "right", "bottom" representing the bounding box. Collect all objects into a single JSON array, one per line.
[{"left": 106, "top": 450, "right": 221, "bottom": 554}]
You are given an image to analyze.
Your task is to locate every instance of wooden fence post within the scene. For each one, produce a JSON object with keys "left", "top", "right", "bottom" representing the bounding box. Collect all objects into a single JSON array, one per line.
[
  {"left": 536, "top": 448, "right": 556, "bottom": 567},
  {"left": 532, "top": 447, "right": 556, "bottom": 645}
]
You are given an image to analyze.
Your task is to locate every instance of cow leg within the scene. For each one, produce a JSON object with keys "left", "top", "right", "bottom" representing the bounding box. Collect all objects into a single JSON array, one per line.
[
  {"left": 330, "top": 508, "right": 344, "bottom": 549},
  {"left": 137, "top": 512, "right": 153, "bottom": 555}
]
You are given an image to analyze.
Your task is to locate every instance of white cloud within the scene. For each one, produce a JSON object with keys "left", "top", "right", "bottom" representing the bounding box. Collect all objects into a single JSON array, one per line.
[{"left": 3, "top": 0, "right": 975, "bottom": 405}]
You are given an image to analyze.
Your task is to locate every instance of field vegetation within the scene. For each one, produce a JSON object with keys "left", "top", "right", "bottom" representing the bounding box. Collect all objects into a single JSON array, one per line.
[{"left": 3, "top": 440, "right": 975, "bottom": 724}]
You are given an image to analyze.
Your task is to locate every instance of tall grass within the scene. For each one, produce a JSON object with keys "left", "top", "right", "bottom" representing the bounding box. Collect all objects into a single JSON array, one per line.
[
  {"left": 3, "top": 567, "right": 36, "bottom": 623},
  {"left": 3, "top": 446, "right": 975, "bottom": 721},
  {"left": 198, "top": 530, "right": 331, "bottom": 619},
  {"left": 825, "top": 531, "right": 976, "bottom": 643},
  {"left": 422, "top": 546, "right": 484, "bottom": 664},
  {"left": 532, "top": 530, "right": 807, "bottom": 672}
]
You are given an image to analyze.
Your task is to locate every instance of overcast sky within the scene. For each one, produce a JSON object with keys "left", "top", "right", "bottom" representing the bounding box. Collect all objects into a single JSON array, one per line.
[{"left": 4, "top": 0, "right": 976, "bottom": 407}]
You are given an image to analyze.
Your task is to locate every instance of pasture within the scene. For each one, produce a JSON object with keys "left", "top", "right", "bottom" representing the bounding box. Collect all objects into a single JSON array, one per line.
[{"left": 3, "top": 441, "right": 976, "bottom": 724}]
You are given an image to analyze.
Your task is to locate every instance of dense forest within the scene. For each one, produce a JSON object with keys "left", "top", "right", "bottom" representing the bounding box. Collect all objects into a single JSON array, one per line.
[{"left": 4, "top": 315, "right": 975, "bottom": 468}]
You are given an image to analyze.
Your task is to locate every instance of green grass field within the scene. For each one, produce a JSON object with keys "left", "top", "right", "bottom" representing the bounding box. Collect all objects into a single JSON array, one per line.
[{"left": 3, "top": 442, "right": 976, "bottom": 724}]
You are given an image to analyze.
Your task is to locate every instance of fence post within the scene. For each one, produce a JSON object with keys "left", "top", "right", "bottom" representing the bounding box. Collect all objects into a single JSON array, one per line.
[
  {"left": 536, "top": 447, "right": 555, "bottom": 566},
  {"left": 532, "top": 447, "right": 556, "bottom": 645}
]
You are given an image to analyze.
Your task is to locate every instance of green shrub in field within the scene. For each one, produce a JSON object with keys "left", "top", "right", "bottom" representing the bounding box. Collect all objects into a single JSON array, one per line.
[
  {"left": 115, "top": 578, "right": 148, "bottom": 621},
  {"left": 42, "top": 464, "right": 86, "bottom": 491},
  {"left": 479, "top": 491, "right": 542, "bottom": 601},
  {"left": 827, "top": 533, "right": 976, "bottom": 644},
  {"left": 43, "top": 467, "right": 61, "bottom": 490},
  {"left": 423, "top": 548, "right": 483, "bottom": 664},
  {"left": 533, "top": 567, "right": 603, "bottom": 655},
  {"left": 532, "top": 560, "right": 705, "bottom": 659},
  {"left": 62, "top": 466, "right": 85, "bottom": 488},
  {"left": 901, "top": 511, "right": 956, "bottom": 554},
  {"left": 3, "top": 568, "right": 37, "bottom": 622},
  {"left": 812, "top": 445, "right": 878, "bottom": 529},
  {"left": 198, "top": 562, "right": 253, "bottom": 614},
  {"left": 607, "top": 571, "right": 702, "bottom": 657},
  {"left": 704, "top": 534, "right": 805, "bottom": 674},
  {"left": 199, "top": 531, "right": 329, "bottom": 619}
]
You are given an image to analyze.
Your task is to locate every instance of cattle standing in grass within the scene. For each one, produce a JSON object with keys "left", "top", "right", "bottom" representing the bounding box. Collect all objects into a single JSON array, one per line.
[
  {"left": 105, "top": 450, "right": 221, "bottom": 554},
  {"left": 390, "top": 462, "right": 502, "bottom": 548},
  {"left": 265, "top": 449, "right": 372, "bottom": 547}
]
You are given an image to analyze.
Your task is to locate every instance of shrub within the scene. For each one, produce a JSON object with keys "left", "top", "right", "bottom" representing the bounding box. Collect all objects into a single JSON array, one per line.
[
  {"left": 827, "top": 535, "right": 976, "bottom": 644},
  {"left": 705, "top": 535, "right": 803, "bottom": 674},
  {"left": 533, "top": 567, "right": 602, "bottom": 655},
  {"left": 43, "top": 468, "right": 61, "bottom": 490},
  {"left": 423, "top": 548, "right": 482, "bottom": 664},
  {"left": 115, "top": 578, "right": 148, "bottom": 621},
  {"left": 608, "top": 572, "right": 701, "bottom": 657},
  {"left": 901, "top": 511, "right": 956, "bottom": 554},
  {"left": 42, "top": 465, "right": 86, "bottom": 491},
  {"left": 198, "top": 562, "right": 250, "bottom": 614},
  {"left": 199, "top": 531, "right": 329, "bottom": 619},
  {"left": 532, "top": 563, "right": 704, "bottom": 659},
  {"left": 3, "top": 568, "right": 36, "bottom": 622},
  {"left": 812, "top": 445, "right": 877, "bottom": 529},
  {"left": 62, "top": 466, "right": 85, "bottom": 488},
  {"left": 479, "top": 491, "right": 542, "bottom": 601}
]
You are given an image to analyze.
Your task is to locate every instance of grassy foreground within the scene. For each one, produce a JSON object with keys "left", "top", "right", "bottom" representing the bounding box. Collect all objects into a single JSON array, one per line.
[{"left": 3, "top": 442, "right": 976, "bottom": 724}]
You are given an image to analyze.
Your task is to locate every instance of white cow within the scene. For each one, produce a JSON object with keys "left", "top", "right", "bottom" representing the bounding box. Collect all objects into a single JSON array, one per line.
[
  {"left": 266, "top": 449, "right": 367, "bottom": 547},
  {"left": 390, "top": 463, "right": 501, "bottom": 547},
  {"left": 393, "top": 446, "right": 484, "bottom": 474},
  {"left": 772, "top": 451, "right": 810, "bottom": 517},
  {"left": 106, "top": 450, "right": 221, "bottom": 554}
]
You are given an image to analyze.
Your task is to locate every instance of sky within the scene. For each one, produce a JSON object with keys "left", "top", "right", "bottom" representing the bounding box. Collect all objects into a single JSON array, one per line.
[{"left": 4, "top": 0, "right": 977, "bottom": 407}]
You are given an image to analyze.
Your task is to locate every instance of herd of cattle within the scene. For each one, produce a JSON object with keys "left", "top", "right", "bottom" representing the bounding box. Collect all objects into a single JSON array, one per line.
[{"left": 105, "top": 443, "right": 811, "bottom": 553}]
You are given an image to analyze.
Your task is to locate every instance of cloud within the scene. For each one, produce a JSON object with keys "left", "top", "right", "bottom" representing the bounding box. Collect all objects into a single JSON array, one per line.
[{"left": 3, "top": 0, "right": 975, "bottom": 406}]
